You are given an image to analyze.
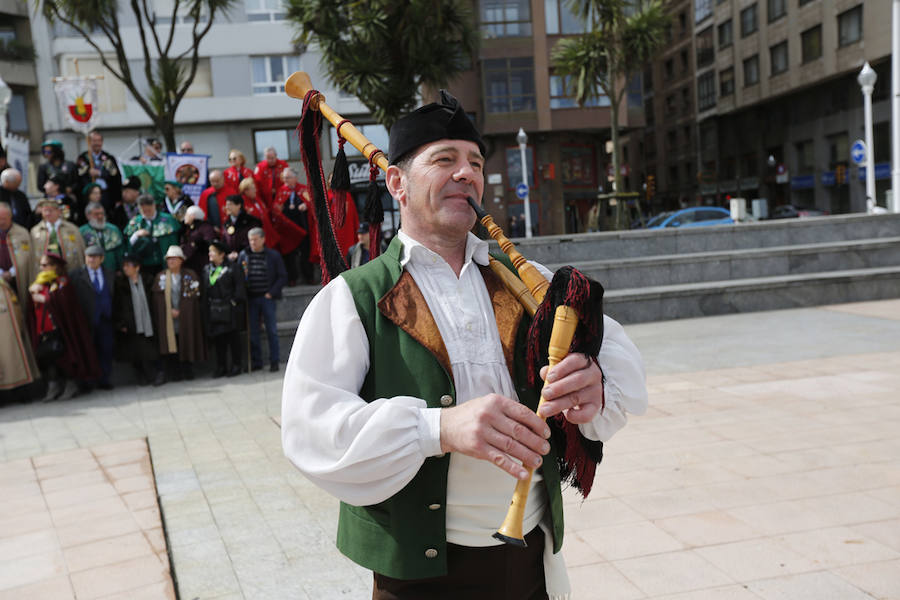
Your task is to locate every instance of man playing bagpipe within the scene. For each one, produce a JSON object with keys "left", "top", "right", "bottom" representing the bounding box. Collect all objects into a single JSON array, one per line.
[{"left": 282, "top": 89, "right": 647, "bottom": 599}]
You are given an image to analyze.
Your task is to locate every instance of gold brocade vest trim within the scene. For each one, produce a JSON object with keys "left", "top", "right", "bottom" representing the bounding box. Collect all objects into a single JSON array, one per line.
[{"left": 336, "top": 237, "right": 565, "bottom": 580}]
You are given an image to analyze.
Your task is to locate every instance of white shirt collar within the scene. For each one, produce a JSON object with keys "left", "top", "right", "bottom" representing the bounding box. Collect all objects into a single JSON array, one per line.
[
  {"left": 397, "top": 229, "right": 490, "bottom": 270},
  {"left": 46, "top": 220, "right": 60, "bottom": 232}
]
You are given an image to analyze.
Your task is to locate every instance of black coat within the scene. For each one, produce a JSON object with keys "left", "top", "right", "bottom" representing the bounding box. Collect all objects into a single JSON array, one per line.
[
  {"left": 222, "top": 211, "right": 261, "bottom": 255},
  {"left": 0, "top": 188, "right": 33, "bottom": 228},
  {"left": 180, "top": 221, "right": 217, "bottom": 275},
  {"left": 201, "top": 260, "right": 246, "bottom": 337},
  {"left": 112, "top": 271, "right": 159, "bottom": 362},
  {"left": 69, "top": 265, "right": 115, "bottom": 331}
]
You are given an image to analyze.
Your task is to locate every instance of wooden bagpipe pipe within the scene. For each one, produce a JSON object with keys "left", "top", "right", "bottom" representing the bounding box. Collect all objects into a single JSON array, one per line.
[{"left": 285, "top": 71, "right": 605, "bottom": 546}]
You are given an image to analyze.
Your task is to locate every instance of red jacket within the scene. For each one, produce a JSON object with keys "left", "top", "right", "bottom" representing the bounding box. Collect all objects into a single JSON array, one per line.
[
  {"left": 275, "top": 183, "right": 317, "bottom": 261},
  {"left": 254, "top": 159, "right": 289, "bottom": 205},
  {"left": 244, "top": 192, "right": 307, "bottom": 255},
  {"left": 223, "top": 165, "right": 253, "bottom": 197},
  {"left": 198, "top": 186, "right": 227, "bottom": 232}
]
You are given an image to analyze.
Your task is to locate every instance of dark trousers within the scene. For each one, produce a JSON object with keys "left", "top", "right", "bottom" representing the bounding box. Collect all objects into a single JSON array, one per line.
[
  {"left": 284, "top": 246, "right": 314, "bottom": 284},
  {"left": 212, "top": 332, "right": 241, "bottom": 370},
  {"left": 90, "top": 318, "right": 114, "bottom": 385},
  {"left": 372, "top": 527, "right": 548, "bottom": 600},
  {"left": 248, "top": 295, "right": 278, "bottom": 366}
]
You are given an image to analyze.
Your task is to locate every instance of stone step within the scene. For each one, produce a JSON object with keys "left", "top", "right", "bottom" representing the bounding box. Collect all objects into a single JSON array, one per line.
[
  {"left": 275, "top": 266, "right": 900, "bottom": 357},
  {"left": 603, "top": 266, "right": 900, "bottom": 324},
  {"left": 506, "top": 212, "right": 900, "bottom": 264},
  {"left": 545, "top": 237, "right": 900, "bottom": 290}
]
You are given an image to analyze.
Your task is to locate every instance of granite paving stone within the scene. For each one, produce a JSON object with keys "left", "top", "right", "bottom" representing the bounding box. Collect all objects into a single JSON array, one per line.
[{"left": 2, "top": 300, "right": 900, "bottom": 598}]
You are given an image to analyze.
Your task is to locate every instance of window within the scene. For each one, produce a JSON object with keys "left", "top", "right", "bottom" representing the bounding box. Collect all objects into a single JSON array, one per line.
[
  {"left": 329, "top": 124, "right": 389, "bottom": 159},
  {"left": 698, "top": 71, "right": 716, "bottom": 110},
  {"left": 695, "top": 0, "right": 713, "bottom": 23},
  {"left": 679, "top": 12, "right": 687, "bottom": 34},
  {"left": 8, "top": 93, "right": 28, "bottom": 135},
  {"left": 770, "top": 41, "right": 788, "bottom": 75},
  {"left": 544, "top": 0, "right": 588, "bottom": 34},
  {"left": 481, "top": 0, "right": 531, "bottom": 38},
  {"left": 801, "top": 25, "right": 822, "bottom": 63},
  {"left": 796, "top": 139, "right": 814, "bottom": 171},
  {"left": 768, "top": 0, "right": 786, "bottom": 21},
  {"left": 644, "top": 98, "right": 655, "bottom": 126},
  {"left": 665, "top": 94, "right": 676, "bottom": 116},
  {"left": 743, "top": 55, "right": 760, "bottom": 86},
  {"left": 254, "top": 128, "right": 303, "bottom": 162},
  {"left": 838, "top": 5, "right": 862, "bottom": 47},
  {"left": 799, "top": 0, "right": 814, "bottom": 5},
  {"left": 484, "top": 57, "right": 535, "bottom": 113},
  {"left": 251, "top": 55, "right": 300, "bottom": 94},
  {"left": 720, "top": 67, "right": 735, "bottom": 96},
  {"left": 741, "top": 4, "right": 758, "bottom": 37},
  {"left": 681, "top": 49, "right": 689, "bottom": 73},
  {"left": 669, "top": 164, "right": 680, "bottom": 186},
  {"left": 643, "top": 66, "right": 653, "bottom": 92},
  {"left": 827, "top": 132, "right": 848, "bottom": 167},
  {"left": 666, "top": 129, "right": 677, "bottom": 150},
  {"left": 718, "top": 20, "right": 733, "bottom": 48},
  {"left": 697, "top": 27, "right": 714, "bottom": 67},
  {"left": 549, "top": 75, "right": 609, "bottom": 108},
  {"left": 245, "top": 0, "right": 285, "bottom": 21},
  {"left": 681, "top": 87, "right": 691, "bottom": 114},
  {"left": 664, "top": 59, "right": 674, "bottom": 80}
]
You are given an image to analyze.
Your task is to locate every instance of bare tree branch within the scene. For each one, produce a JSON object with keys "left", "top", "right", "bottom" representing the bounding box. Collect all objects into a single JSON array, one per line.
[
  {"left": 164, "top": 0, "right": 183, "bottom": 56},
  {"left": 140, "top": 0, "right": 165, "bottom": 57}
]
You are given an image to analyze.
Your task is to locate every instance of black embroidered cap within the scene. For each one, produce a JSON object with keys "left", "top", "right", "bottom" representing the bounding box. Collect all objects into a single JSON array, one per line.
[{"left": 388, "top": 90, "right": 485, "bottom": 165}]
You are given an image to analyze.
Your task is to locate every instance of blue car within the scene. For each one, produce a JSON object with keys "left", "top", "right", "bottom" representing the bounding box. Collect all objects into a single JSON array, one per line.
[{"left": 646, "top": 206, "right": 734, "bottom": 229}]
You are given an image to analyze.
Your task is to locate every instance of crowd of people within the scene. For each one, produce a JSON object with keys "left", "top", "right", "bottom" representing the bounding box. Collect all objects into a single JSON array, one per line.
[{"left": 0, "top": 131, "right": 370, "bottom": 403}]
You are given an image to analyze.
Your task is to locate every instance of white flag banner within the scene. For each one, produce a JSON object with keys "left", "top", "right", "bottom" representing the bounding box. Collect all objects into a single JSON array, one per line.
[
  {"left": 54, "top": 77, "right": 99, "bottom": 133},
  {"left": 165, "top": 153, "right": 210, "bottom": 203},
  {"left": 4, "top": 133, "right": 29, "bottom": 191}
]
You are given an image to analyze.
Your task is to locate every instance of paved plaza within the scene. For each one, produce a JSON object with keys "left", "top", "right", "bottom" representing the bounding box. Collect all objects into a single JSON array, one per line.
[{"left": 1, "top": 300, "right": 900, "bottom": 599}]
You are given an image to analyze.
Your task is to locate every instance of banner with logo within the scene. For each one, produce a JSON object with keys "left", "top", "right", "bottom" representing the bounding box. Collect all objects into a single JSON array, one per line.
[
  {"left": 54, "top": 77, "right": 100, "bottom": 134},
  {"left": 121, "top": 160, "right": 166, "bottom": 202},
  {"left": 164, "top": 153, "right": 209, "bottom": 203},
  {"left": 3, "top": 133, "right": 29, "bottom": 191}
]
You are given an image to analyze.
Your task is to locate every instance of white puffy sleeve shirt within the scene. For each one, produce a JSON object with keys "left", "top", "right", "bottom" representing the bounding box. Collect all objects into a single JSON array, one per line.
[{"left": 281, "top": 231, "right": 648, "bottom": 520}]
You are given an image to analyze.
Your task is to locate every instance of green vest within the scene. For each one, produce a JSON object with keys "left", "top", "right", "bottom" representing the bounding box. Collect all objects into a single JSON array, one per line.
[{"left": 337, "top": 236, "right": 565, "bottom": 580}]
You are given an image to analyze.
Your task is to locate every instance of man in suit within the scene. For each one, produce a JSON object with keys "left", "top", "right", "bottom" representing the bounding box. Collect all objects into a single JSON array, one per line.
[
  {"left": 76, "top": 131, "right": 122, "bottom": 214},
  {"left": 71, "top": 245, "right": 116, "bottom": 391}
]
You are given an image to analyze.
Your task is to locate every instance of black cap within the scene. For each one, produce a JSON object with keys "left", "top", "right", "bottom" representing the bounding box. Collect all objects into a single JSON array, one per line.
[
  {"left": 48, "top": 174, "right": 66, "bottom": 186},
  {"left": 388, "top": 90, "right": 485, "bottom": 165},
  {"left": 123, "top": 176, "right": 142, "bottom": 191},
  {"left": 122, "top": 252, "right": 142, "bottom": 266},
  {"left": 210, "top": 239, "right": 229, "bottom": 254}
]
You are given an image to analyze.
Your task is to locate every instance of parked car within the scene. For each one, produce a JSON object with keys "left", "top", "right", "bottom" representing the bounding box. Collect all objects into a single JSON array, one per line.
[
  {"left": 769, "top": 204, "right": 830, "bottom": 219},
  {"left": 646, "top": 206, "right": 735, "bottom": 229}
]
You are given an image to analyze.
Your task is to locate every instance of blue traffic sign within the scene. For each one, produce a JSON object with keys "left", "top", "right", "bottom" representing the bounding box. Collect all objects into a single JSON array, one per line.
[
  {"left": 851, "top": 140, "right": 867, "bottom": 165},
  {"left": 515, "top": 182, "right": 529, "bottom": 199}
]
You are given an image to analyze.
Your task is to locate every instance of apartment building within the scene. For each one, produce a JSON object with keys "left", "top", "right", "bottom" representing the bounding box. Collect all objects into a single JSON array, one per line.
[
  {"left": 1, "top": 0, "right": 43, "bottom": 157},
  {"left": 26, "top": 1, "right": 372, "bottom": 179},
  {"left": 693, "top": 0, "right": 890, "bottom": 215},
  {"left": 638, "top": 0, "right": 699, "bottom": 214},
  {"left": 451, "top": 0, "right": 644, "bottom": 235}
]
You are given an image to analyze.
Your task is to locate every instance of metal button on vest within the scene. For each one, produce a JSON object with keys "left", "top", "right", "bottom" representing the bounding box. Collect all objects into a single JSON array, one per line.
[
  {"left": 425, "top": 548, "right": 438, "bottom": 559},
  {"left": 428, "top": 503, "right": 441, "bottom": 511},
  {"left": 439, "top": 394, "right": 453, "bottom": 407}
]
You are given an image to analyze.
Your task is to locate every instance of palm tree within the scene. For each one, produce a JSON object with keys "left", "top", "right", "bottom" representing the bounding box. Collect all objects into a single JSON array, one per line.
[
  {"left": 285, "top": 0, "right": 478, "bottom": 131},
  {"left": 552, "top": 0, "right": 669, "bottom": 229}
]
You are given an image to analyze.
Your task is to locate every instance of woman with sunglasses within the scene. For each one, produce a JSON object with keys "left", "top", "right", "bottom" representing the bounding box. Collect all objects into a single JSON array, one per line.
[
  {"left": 223, "top": 149, "right": 253, "bottom": 198},
  {"left": 37, "top": 140, "right": 78, "bottom": 197}
]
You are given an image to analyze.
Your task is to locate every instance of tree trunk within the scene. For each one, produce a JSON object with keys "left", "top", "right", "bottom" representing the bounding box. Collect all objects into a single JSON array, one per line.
[{"left": 159, "top": 116, "right": 176, "bottom": 154}]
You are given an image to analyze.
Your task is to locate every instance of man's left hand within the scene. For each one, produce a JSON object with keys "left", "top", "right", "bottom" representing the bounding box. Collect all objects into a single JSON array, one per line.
[
  {"left": 264, "top": 292, "right": 272, "bottom": 299},
  {"left": 537, "top": 354, "right": 604, "bottom": 425}
]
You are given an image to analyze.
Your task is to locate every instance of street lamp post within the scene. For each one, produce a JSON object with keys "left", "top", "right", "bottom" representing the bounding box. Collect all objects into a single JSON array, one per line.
[
  {"left": 516, "top": 127, "right": 532, "bottom": 238},
  {"left": 858, "top": 62, "right": 877, "bottom": 213}
]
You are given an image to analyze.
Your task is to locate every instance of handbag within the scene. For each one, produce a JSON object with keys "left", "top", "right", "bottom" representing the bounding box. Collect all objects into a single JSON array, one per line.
[
  {"left": 35, "top": 309, "right": 64, "bottom": 361},
  {"left": 208, "top": 297, "right": 233, "bottom": 324}
]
